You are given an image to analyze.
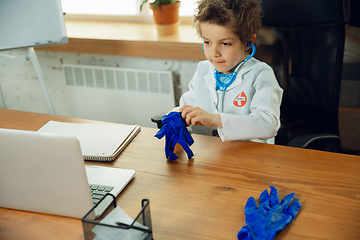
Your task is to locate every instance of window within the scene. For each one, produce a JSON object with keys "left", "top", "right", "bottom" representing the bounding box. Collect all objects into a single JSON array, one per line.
[{"left": 61, "top": 0, "right": 197, "bottom": 17}]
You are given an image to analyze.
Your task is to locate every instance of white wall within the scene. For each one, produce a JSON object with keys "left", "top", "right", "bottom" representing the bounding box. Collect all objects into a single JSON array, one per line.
[{"left": 0, "top": 49, "right": 199, "bottom": 123}]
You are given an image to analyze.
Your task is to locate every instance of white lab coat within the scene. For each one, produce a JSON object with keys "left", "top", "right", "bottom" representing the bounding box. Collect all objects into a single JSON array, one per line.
[{"left": 176, "top": 58, "right": 283, "bottom": 143}]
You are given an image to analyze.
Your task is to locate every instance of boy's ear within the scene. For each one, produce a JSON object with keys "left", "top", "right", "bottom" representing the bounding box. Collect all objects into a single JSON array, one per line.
[
  {"left": 246, "top": 34, "right": 257, "bottom": 51},
  {"left": 250, "top": 34, "right": 257, "bottom": 44}
]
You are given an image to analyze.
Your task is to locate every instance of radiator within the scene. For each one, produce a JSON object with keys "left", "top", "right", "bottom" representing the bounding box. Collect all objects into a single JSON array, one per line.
[{"left": 62, "top": 64, "right": 175, "bottom": 128}]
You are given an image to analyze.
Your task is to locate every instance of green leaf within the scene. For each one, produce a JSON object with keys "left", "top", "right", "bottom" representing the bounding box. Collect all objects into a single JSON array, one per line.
[
  {"left": 142, "top": 0, "right": 178, "bottom": 11},
  {"left": 153, "top": 0, "right": 160, "bottom": 10},
  {"left": 140, "top": 0, "right": 148, "bottom": 12}
]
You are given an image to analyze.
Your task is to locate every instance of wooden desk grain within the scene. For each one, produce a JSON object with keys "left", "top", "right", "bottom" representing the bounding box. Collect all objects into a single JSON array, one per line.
[{"left": 0, "top": 109, "right": 360, "bottom": 239}]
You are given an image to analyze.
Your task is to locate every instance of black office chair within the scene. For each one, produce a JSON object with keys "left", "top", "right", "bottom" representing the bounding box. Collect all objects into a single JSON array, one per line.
[
  {"left": 152, "top": 0, "right": 345, "bottom": 152},
  {"left": 258, "top": 0, "right": 346, "bottom": 152}
]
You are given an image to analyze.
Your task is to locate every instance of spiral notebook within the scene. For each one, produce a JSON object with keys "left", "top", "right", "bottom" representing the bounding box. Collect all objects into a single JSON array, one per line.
[{"left": 38, "top": 121, "right": 141, "bottom": 162}]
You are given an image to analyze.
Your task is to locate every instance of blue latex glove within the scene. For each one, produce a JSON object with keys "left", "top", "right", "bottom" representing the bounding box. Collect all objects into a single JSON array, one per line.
[
  {"left": 238, "top": 186, "right": 301, "bottom": 240},
  {"left": 154, "top": 112, "right": 194, "bottom": 161}
]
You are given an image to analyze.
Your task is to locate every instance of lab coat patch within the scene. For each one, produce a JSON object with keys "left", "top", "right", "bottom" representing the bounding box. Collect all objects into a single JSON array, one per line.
[{"left": 233, "top": 92, "right": 247, "bottom": 107}]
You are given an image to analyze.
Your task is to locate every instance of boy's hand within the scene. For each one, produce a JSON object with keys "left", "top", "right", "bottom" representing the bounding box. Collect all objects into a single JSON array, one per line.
[{"left": 179, "top": 105, "right": 223, "bottom": 128}]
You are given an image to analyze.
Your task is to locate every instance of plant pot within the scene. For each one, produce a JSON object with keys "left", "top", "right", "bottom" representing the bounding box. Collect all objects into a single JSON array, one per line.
[
  {"left": 150, "top": 1, "right": 181, "bottom": 36},
  {"left": 155, "top": 21, "right": 180, "bottom": 36}
]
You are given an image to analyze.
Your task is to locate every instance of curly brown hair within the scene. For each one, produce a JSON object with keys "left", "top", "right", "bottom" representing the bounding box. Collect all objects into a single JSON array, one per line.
[{"left": 193, "top": 0, "right": 263, "bottom": 45}]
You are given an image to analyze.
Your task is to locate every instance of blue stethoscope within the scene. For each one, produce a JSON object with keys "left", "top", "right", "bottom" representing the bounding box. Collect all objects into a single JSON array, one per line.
[
  {"left": 214, "top": 42, "right": 256, "bottom": 91},
  {"left": 203, "top": 42, "right": 256, "bottom": 112}
]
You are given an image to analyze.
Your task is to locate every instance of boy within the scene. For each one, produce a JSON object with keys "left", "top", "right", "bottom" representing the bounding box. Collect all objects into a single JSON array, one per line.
[{"left": 175, "top": 0, "right": 283, "bottom": 144}]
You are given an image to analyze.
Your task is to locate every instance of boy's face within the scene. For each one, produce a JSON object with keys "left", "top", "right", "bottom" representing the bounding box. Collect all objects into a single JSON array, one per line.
[{"left": 200, "top": 22, "right": 248, "bottom": 74}]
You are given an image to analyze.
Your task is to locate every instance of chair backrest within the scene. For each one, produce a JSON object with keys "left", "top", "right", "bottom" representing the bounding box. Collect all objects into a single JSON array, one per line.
[{"left": 260, "top": 0, "right": 346, "bottom": 146}]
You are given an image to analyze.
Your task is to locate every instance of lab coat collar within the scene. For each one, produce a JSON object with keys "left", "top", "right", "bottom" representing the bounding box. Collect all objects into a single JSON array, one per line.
[
  {"left": 226, "top": 59, "right": 255, "bottom": 91},
  {"left": 205, "top": 67, "right": 216, "bottom": 93},
  {"left": 204, "top": 64, "right": 219, "bottom": 107}
]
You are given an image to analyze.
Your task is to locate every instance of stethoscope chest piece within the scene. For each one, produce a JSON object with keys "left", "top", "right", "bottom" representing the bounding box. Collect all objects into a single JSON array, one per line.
[{"left": 215, "top": 71, "right": 237, "bottom": 91}]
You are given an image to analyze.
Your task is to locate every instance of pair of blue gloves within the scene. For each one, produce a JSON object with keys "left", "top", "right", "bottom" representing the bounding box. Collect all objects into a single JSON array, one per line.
[
  {"left": 238, "top": 186, "right": 301, "bottom": 240},
  {"left": 155, "top": 115, "right": 301, "bottom": 239},
  {"left": 154, "top": 112, "right": 194, "bottom": 161}
]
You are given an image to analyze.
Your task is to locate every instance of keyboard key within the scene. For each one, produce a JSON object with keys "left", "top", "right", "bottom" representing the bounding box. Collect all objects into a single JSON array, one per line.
[
  {"left": 89, "top": 184, "right": 115, "bottom": 205},
  {"left": 92, "top": 191, "right": 106, "bottom": 196},
  {"left": 92, "top": 195, "right": 103, "bottom": 200}
]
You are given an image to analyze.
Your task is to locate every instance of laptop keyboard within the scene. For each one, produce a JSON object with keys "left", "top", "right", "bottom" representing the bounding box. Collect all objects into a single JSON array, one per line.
[{"left": 89, "top": 184, "right": 114, "bottom": 205}]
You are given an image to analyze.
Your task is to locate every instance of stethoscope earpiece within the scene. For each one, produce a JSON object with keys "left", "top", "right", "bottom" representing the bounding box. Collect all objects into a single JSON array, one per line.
[{"left": 246, "top": 42, "right": 256, "bottom": 58}]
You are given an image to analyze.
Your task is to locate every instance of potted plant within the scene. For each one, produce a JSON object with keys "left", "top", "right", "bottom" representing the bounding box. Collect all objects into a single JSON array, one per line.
[{"left": 140, "top": 0, "right": 181, "bottom": 36}]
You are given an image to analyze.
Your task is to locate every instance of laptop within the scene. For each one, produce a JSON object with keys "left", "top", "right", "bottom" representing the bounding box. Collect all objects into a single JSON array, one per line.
[{"left": 0, "top": 128, "right": 135, "bottom": 219}]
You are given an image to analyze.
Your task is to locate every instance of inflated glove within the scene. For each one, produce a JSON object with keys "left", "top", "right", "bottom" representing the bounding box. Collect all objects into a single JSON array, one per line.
[
  {"left": 154, "top": 112, "right": 194, "bottom": 161},
  {"left": 238, "top": 186, "right": 301, "bottom": 240}
]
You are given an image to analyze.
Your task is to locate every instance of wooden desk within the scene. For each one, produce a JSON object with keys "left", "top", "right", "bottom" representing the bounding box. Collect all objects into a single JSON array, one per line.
[{"left": 0, "top": 109, "right": 360, "bottom": 240}]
